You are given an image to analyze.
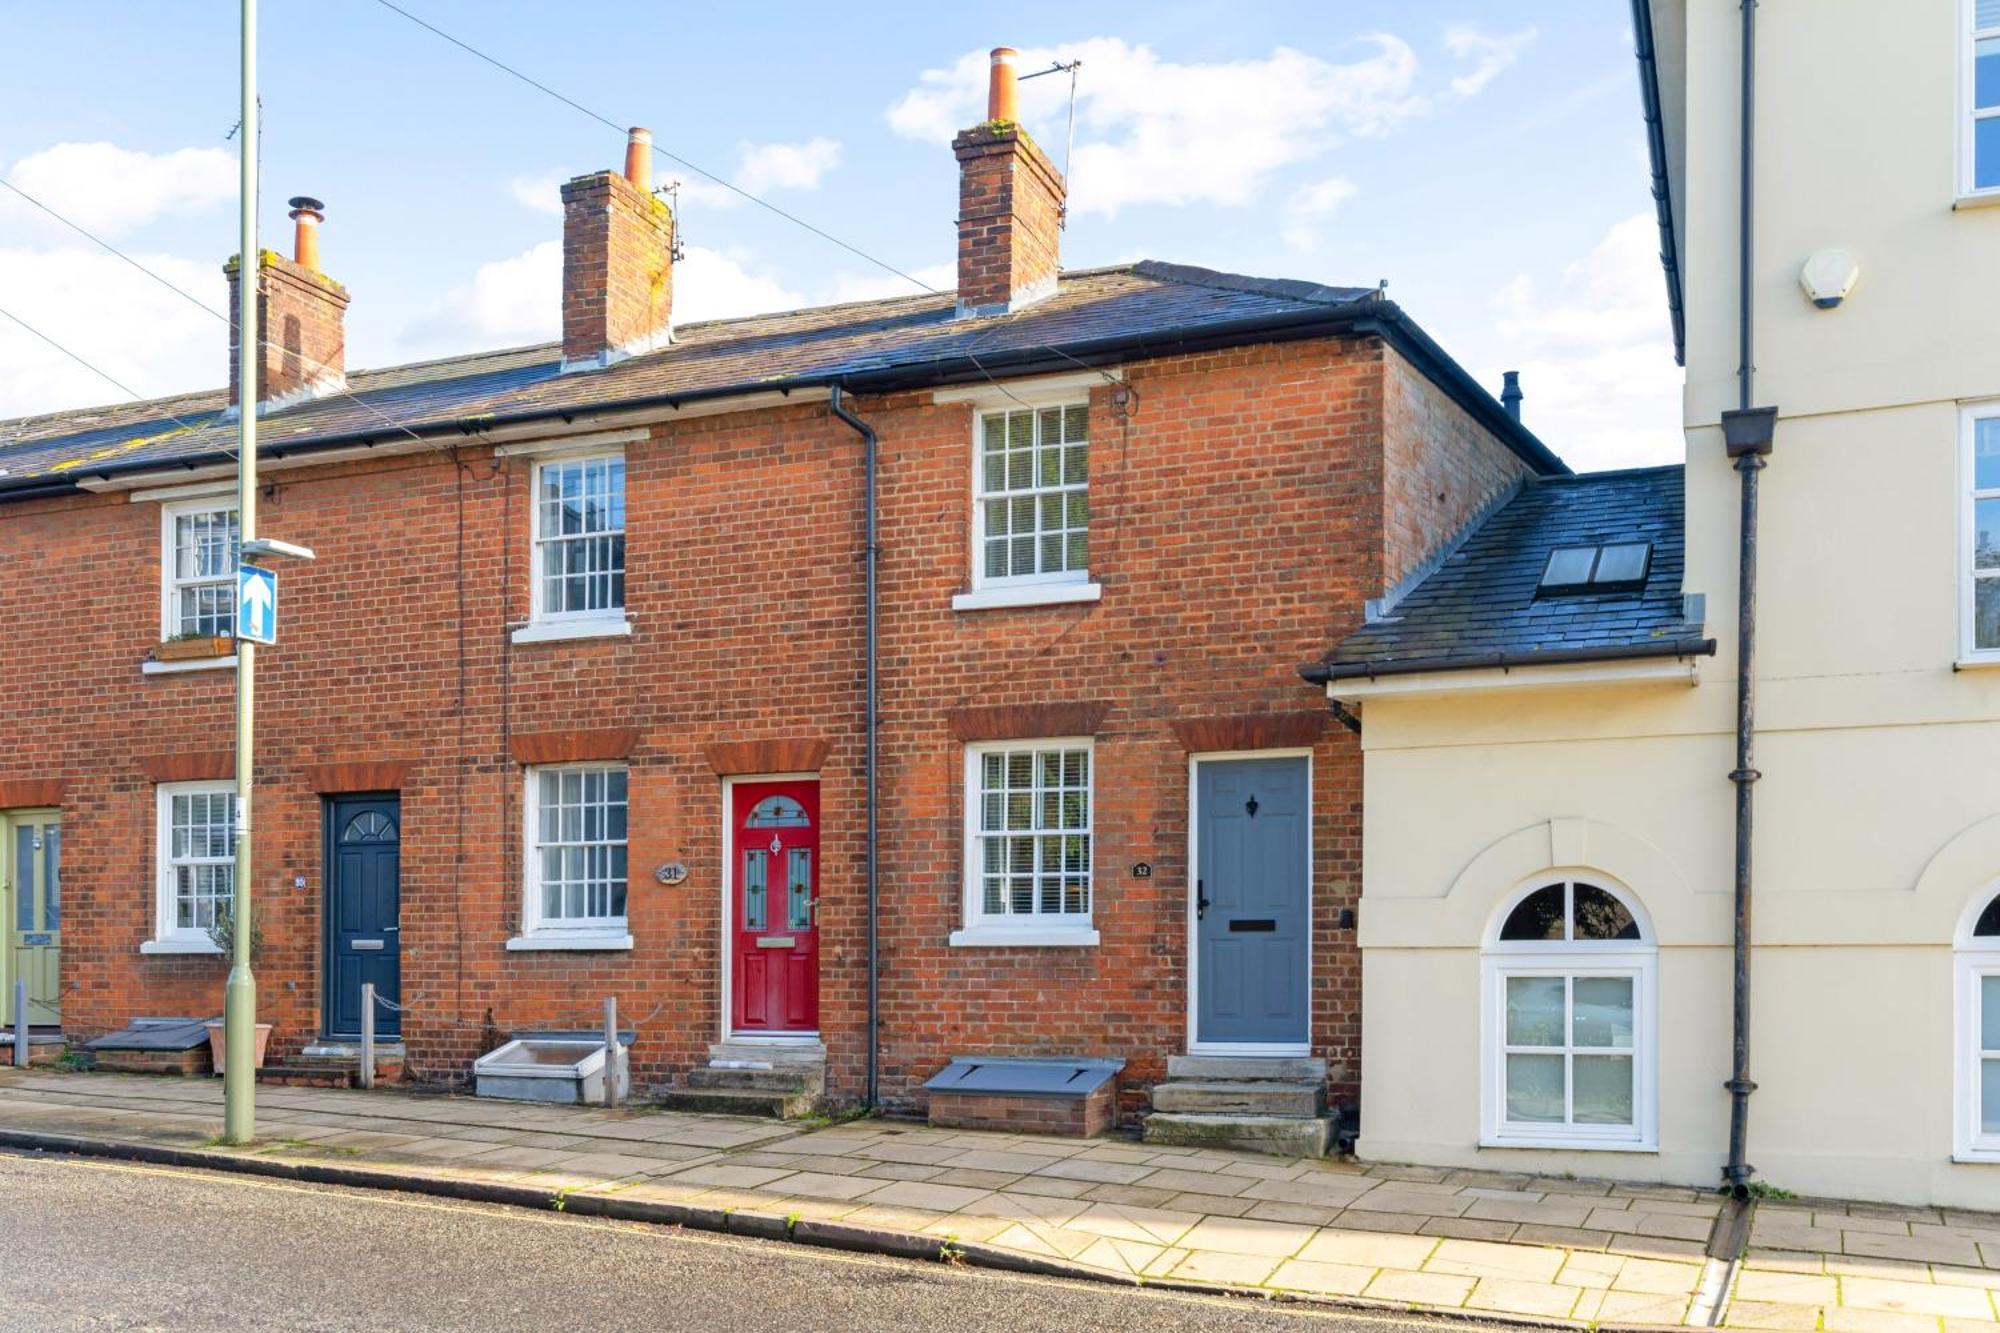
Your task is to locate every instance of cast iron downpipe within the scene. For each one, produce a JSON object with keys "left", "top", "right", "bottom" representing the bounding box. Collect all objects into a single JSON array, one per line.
[
  {"left": 1721, "top": 0, "right": 1771, "bottom": 1199},
  {"left": 828, "top": 384, "right": 880, "bottom": 1110}
]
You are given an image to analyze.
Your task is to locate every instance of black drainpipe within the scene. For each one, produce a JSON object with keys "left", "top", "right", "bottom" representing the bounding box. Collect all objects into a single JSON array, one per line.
[
  {"left": 828, "top": 384, "right": 881, "bottom": 1110},
  {"left": 1719, "top": 0, "right": 1777, "bottom": 1199}
]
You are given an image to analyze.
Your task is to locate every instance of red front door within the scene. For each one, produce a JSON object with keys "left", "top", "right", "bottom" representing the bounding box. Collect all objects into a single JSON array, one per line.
[{"left": 730, "top": 779, "right": 820, "bottom": 1033}]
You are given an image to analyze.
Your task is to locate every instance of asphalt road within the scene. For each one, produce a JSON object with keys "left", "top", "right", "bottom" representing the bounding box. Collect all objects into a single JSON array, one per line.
[{"left": 0, "top": 1150, "right": 1504, "bottom": 1333}]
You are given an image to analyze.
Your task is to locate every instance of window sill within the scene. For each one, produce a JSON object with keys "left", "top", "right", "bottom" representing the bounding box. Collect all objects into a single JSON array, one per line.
[
  {"left": 139, "top": 938, "right": 223, "bottom": 956},
  {"left": 1952, "top": 1152, "right": 2000, "bottom": 1165},
  {"left": 949, "top": 924, "right": 1100, "bottom": 948},
  {"left": 1954, "top": 655, "right": 2000, "bottom": 672},
  {"left": 1954, "top": 191, "right": 2000, "bottom": 211},
  {"left": 1480, "top": 1134, "right": 1656, "bottom": 1154},
  {"left": 142, "top": 655, "right": 238, "bottom": 675},
  {"left": 952, "top": 582, "right": 1101, "bottom": 613},
  {"left": 505, "top": 931, "right": 634, "bottom": 952},
  {"left": 511, "top": 617, "right": 632, "bottom": 645}
]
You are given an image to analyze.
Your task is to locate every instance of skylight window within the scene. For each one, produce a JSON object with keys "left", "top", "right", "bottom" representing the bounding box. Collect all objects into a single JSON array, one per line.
[{"left": 1539, "top": 542, "right": 1652, "bottom": 593}]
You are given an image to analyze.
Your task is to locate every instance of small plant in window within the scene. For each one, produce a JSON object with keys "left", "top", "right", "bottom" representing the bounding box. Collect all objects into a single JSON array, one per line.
[{"left": 204, "top": 903, "right": 263, "bottom": 959}]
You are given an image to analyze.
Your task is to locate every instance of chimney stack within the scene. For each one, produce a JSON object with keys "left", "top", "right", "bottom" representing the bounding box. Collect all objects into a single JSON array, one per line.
[
  {"left": 225, "top": 195, "right": 349, "bottom": 411},
  {"left": 560, "top": 127, "right": 676, "bottom": 371},
  {"left": 952, "top": 46, "right": 1066, "bottom": 316},
  {"left": 1501, "top": 370, "right": 1523, "bottom": 422}
]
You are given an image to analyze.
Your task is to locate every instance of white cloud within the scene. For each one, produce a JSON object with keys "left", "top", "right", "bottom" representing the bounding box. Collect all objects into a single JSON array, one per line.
[
  {"left": 733, "top": 138, "right": 841, "bottom": 196},
  {"left": 1, "top": 142, "right": 234, "bottom": 237},
  {"left": 400, "top": 240, "right": 802, "bottom": 353},
  {"left": 887, "top": 32, "right": 1529, "bottom": 217},
  {"left": 0, "top": 246, "right": 225, "bottom": 418},
  {"left": 1281, "top": 177, "right": 1359, "bottom": 252},
  {"left": 821, "top": 262, "right": 955, "bottom": 305},
  {"left": 673, "top": 246, "right": 802, "bottom": 323},
  {"left": 666, "top": 138, "right": 846, "bottom": 213},
  {"left": 507, "top": 171, "right": 570, "bottom": 216},
  {"left": 1443, "top": 25, "right": 1537, "bottom": 98},
  {"left": 1486, "top": 212, "right": 1682, "bottom": 472}
]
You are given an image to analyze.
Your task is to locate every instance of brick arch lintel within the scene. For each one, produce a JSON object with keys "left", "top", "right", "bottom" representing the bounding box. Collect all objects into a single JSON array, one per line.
[
  {"left": 1168, "top": 711, "right": 1327, "bottom": 753},
  {"left": 703, "top": 738, "right": 831, "bottom": 776}
]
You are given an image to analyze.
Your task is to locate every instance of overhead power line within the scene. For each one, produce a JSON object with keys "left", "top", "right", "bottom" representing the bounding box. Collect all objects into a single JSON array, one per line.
[
  {"left": 0, "top": 301, "right": 232, "bottom": 460},
  {"left": 371, "top": 0, "right": 940, "bottom": 297},
  {"left": 0, "top": 174, "right": 443, "bottom": 456}
]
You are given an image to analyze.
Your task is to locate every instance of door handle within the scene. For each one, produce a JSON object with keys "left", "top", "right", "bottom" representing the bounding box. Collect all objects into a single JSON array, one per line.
[{"left": 1196, "top": 880, "right": 1210, "bottom": 921}]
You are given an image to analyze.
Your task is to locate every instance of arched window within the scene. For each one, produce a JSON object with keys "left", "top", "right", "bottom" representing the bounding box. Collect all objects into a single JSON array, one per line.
[
  {"left": 746, "top": 796, "right": 810, "bottom": 828},
  {"left": 1482, "top": 878, "right": 1657, "bottom": 1151},
  {"left": 1956, "top": 891, "right": 2000, "bottom": 1160}
]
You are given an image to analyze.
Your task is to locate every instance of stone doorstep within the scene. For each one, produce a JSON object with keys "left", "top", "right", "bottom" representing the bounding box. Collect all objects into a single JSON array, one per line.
[
  {"left": 1142, "top": 1112, "right": 1332, "bottom": 1160},
  {"left": 1165, "top": 1055, "right": 1327, "bottom": 1083},
  {"left": 1149, "top": 1081, "right": 1325, "bottom": 1117}
]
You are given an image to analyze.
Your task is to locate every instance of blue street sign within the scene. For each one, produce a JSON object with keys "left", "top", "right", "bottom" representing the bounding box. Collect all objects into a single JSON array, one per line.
[{"left": 238, "top": 564, "right": 277, "bottom": 644}]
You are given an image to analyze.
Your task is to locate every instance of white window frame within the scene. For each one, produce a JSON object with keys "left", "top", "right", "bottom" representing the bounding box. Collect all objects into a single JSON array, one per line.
[
  {"left": 509, "top": 762, "right": 633, "bottom": 951},
  {"left": 143, "top": 780, "right": 232, "bottom": 954},
  {"left": 1964, "top": 0, "right": 2000, "bottom": 201},
  {"left": 951, "top": 738, "right": 1099, "bottom": 947},
  {"left": 1953, "top": 891, "right": 2000, "bottom": 1162},
  {"left": 522, "top": 451, "right": 630, "bottom": 641},
  {"left": 159, "top": 497, "right": 239, "bottom": 642},
  {"left": 1962, "top": 406, "right": 2000, "bottom": 662},
  {"left": 956, "top": 393, "right": 1100, "bottom": 612},
  {"left": 1479, "top": 877, "right": 1658, "bottom": 1152}
]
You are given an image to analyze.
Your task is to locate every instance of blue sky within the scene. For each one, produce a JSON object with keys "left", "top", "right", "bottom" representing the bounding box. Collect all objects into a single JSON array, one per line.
[{"left": 0, "top": 2, "right": 1679, "bottom": 471}]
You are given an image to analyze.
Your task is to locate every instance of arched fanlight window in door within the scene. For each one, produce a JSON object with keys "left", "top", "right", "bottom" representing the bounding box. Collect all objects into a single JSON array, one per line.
[
  {"left": 746, "top": 796, "right": 811, "bottom": 828},
  {"left": 1482, "top": 878, "right": 1657, "bottom": 1151}
]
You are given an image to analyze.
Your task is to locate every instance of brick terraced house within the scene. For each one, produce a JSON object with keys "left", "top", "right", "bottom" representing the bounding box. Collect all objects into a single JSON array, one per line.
[{"left": 0, "top": 49, "right": 1564, "bottom": 1148}]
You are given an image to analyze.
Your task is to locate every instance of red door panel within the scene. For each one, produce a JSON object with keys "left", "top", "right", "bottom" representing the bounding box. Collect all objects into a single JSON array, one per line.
[{"left": 730, "top": 779, "right": 819, "bottom": 1033}]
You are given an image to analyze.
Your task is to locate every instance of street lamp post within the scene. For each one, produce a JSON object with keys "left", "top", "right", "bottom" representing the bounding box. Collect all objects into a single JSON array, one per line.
[{"left": 222, "top": 0, "right": 260, "bottom": 1146}]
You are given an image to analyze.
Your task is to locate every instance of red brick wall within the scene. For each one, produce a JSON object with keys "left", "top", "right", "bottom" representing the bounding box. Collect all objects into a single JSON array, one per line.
[
  {"left": 952, "top": 124, "right": 1064, "bottom": 311},
  {"left": 3, "top": 331, "right": 1522, "bottom": 1121},
  {"left": 561, "top": 170, "right": 674, "bottom": 364},
  {"left": 1380, "top": 347, "right": 1533, "bottom": 593},
  {"left": 226, "top": 252, "right": 350, "bottom": 406}
]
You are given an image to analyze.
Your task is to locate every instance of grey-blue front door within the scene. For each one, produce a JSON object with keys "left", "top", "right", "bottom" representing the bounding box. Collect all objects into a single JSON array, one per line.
[{"left": 1195, "top": 756, "right": 1309, "bottom": 1046}]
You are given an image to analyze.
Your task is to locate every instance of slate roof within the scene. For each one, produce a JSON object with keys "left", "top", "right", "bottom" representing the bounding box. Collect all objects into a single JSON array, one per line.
[
  {"left": 0, "top": 260, "right": 1565, "bottom": 498},
  {"left": 1315, "top": 464, "right": 1712, "bottom": 679}
]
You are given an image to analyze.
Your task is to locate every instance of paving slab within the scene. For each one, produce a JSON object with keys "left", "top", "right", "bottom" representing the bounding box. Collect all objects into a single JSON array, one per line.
[{"left": 10, "top": 1068, "right": 2000, "bottom": 1329}]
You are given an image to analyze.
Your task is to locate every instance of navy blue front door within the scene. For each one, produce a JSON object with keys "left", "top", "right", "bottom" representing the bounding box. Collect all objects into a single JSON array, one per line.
[
  {"left": 324, "top": 795, "right": 401, "bottom": 1039},
  {"left": 1195, "top": 757, "right": 1309, "bottom": 1046}
]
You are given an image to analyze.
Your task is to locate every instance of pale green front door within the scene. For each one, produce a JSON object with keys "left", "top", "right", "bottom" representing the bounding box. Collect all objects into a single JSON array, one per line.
[{"left": 2, "top": 812, "right": 59, "bottom": 1027}]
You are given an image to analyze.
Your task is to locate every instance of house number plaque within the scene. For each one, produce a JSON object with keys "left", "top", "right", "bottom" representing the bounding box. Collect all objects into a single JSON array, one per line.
[{"left": 654, "top": 862, "right": 689, "bottom": 886}]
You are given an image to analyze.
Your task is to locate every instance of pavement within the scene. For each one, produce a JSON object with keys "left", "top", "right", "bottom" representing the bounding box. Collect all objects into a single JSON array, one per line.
[
  {"left": 1, "top": 1068, "right": 1996, "bottom": 1330},
  {"left": 0, "top": 1152, "right": 1496, "bottom": 1332}
]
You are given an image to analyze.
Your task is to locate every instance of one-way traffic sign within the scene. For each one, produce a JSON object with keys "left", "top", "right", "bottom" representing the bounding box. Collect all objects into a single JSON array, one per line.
[{"left": 238, "top": 565, "right": 277, "bottom": 645}]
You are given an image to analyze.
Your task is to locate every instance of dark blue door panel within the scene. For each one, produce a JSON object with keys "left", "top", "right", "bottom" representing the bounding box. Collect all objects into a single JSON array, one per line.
[{"left": 324, "top": 796, "right": 401, "bottom": 1039}]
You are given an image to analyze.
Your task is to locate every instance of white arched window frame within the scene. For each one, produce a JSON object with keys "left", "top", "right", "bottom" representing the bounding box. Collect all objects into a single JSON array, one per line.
[
  {"left": 1954, "top": 890, "right": 2000, "bottom": 1162},
  {"left": 1480, "top": 876, "right": 1659, "bottom": 1152}
]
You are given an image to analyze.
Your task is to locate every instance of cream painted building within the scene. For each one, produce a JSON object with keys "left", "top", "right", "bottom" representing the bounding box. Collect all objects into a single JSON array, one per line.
[{"left": 1304, "top": 0, "right": 2000, "bottom": 1208}]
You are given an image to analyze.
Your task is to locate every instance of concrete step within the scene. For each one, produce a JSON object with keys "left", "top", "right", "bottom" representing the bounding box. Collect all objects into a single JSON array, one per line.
[
  {"left": 1142, "top": 1111, "right": 1332, "bottom": 1159},
  {"left": 1166, "top": 1054, "right": 1327, "bottom": 1083},
  {"left": 1149, "top": 1080, "right": 1324, "bottom": 1117},
  {"left": 654, "top": 1085, "right": 819, "bottom": 1119},
  {"left": 684, "top": 1066, "right": 820, "bottom": 1096}
]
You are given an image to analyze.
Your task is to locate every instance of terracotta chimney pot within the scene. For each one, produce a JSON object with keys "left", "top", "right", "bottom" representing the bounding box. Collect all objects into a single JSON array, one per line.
[
  {"left": 287, "top": 195, "right": 325, "bottom": 273},
  {"left": 987, "top": 47, "right": 1019, "bottom": 122},
  {"left": 624, "top": 128, "right": 653, "bottom": 193}
]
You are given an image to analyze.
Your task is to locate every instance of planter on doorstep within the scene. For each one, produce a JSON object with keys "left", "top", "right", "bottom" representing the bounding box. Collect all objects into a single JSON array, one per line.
[
  {"left": 203, "top": 1022, "right": 273, "bottom": 1075},
  {"left": 155, "top": 635, "right": 235, "bottom": 662}
]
